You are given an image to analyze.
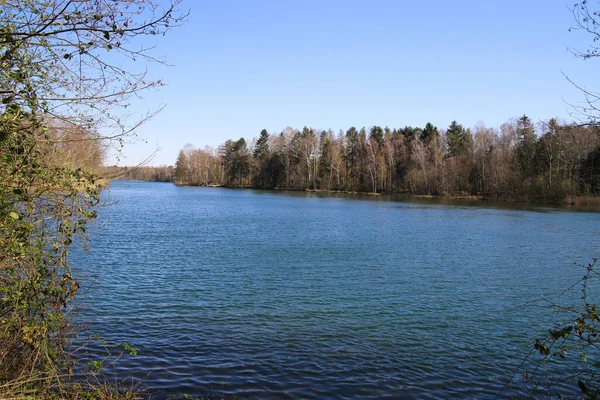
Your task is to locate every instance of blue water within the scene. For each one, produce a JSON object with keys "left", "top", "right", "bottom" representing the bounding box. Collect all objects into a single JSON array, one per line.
[{"left": 73, "top": 181, "right": 600, "bottom": 399}]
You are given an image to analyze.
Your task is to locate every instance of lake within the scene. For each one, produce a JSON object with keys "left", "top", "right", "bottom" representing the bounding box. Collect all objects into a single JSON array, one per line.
[{"left": 73, "top": 181, "right": 600, "bottom": 399}]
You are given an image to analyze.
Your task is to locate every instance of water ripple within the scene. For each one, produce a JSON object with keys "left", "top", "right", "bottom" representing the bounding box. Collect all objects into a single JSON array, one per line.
[{"left": 71, "top": 181, "right": 600, "bottom": 399}]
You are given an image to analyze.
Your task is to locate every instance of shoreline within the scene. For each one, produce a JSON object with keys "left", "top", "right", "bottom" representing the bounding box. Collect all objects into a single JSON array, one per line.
[{"left": 166, "top": 181, "right": 600, "bottom": 209}]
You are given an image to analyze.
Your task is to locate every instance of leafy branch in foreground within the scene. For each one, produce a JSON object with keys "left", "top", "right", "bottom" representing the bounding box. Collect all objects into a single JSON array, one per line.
[
  {"left": 0, "top": 0, "right": 184, "bottom": 396},
  {"left": 505, "top": 259, "right": 600, "bottom": 398}
]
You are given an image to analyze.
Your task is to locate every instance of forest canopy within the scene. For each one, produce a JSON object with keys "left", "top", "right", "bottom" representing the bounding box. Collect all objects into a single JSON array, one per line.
[{"left": 173, "top": 117, "right": 600, "bottom": 203}]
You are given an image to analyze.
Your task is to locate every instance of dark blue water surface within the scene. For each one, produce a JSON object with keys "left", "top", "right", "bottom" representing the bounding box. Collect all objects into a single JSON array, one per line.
[{"left": 73, "top": 181, "right": 600, "bottom": 399}]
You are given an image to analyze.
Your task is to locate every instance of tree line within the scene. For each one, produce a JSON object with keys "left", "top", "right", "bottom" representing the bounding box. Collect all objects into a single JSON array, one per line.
[{"left": 173, "top": 116, "right": 600, "bottom": 202}]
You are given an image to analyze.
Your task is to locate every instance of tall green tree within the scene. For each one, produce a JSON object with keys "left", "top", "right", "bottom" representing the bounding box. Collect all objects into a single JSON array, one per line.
[
  {"left": 400, "top": 126, "right": 420, "bottom": 140},
  {"left": 446, "top": 120, "right": 470, "bottom": 157},
  {"left": 174, "top": 149, "right": 189, "bottom": 183},
  {"left": 253, "top": 129, "right": 270, "bottom": 187},
  {"left": 231, "top": 138, "right": 250, "bottom": 187},
  {"left": 319, "top": 130, "right": 334, "bottom": 189},
  {"left": 420, "top": 122, "right": 439, "bottom": 143},
  {"left": 268, "top": 132, "right": 288, "bottom": 188},
  {"left": 253, "top": 129, "right": 270, "bottom": 159},
  {"left": 345, "top": 127, "right": 359, "bottom": 189},
  {"left": 369, "top": 126, "right": 384, "bottom": 148}
]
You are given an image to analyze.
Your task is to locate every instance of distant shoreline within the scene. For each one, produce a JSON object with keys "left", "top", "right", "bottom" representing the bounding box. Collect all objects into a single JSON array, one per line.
[{"left": 162, "top": 181, "right": 600, "bottom": 209}]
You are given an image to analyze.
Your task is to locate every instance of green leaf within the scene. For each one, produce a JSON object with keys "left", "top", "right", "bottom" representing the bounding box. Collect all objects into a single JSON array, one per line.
[{"left": 9, "top": 211, "right": 18, "bottom": 220}]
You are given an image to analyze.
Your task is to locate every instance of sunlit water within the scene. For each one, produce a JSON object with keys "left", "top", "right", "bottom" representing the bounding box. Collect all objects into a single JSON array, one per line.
[{"left": 72, "top": 181, "right": 600, "bottom": 399}]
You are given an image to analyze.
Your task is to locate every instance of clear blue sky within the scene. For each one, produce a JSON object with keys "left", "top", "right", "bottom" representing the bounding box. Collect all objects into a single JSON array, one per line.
[{"left": 111, "top": 0, "right": 597, "bottom": 166}]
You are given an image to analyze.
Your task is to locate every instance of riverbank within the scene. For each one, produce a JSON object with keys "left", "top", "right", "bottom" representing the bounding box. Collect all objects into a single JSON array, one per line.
[{"left": 169, "top": 181, "right": 600, "bottom": 210}]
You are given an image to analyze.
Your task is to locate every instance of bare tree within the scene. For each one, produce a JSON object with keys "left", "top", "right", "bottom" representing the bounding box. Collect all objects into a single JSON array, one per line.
[
  {"left": 566, "top": 2, "right": 600, "bottom": 125},
  {"left": 0, "top": 1, "right": 184, "bottom": 394}
]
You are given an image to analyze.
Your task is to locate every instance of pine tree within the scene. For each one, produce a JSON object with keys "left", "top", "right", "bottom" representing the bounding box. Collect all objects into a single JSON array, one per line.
[
  {"left": 446, "top": 121, "right": 470, "bottom": 157},
  {"left": 253, "top": 129, "right": 270, "bottom": 187},
  {"left": 253, "top": 129, "right": 270, "bottom": 159},
  {"left": 174, "top": 150, "right": 188, "bottom": 183},
  {"left": 516, "top": 115, "right": 536, "bottom": 174},
  {"left": 420, "top": 122, "right": 439, "bottom": 143}
]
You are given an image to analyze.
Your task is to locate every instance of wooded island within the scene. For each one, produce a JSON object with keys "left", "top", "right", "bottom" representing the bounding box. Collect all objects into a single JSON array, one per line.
[{"left": 165, "top": 117, "right": 600, "bottom": 205}]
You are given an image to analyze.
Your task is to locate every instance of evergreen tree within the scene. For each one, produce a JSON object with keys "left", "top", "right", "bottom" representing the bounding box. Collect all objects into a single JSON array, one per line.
[
  {"left": 400, "top": 126, "right": 420, "bottom": 140},
  {"left": 345, "top": 126, "right": 359, "bottom": 180},
  {"left": 420, "top": 122, "right": 439, "bottom": 143},
  {"left": 174, "top": 150, "right": 188, "bottom": 183},
  {"left": 516, "top": 115, "right": 537, "bottom": 174},
  {"left": 446, "top": 121, "right": 470, "bottom": 157},
  {"left": 219, "top": 139, "right": 235, "bottom": 184},
  {"left": 369, "top": 126, "right": 384, "bottom": 148},
  {"left": 229, "top": 138, "right": 250, "bottom": 187},
  {"left": 253, "top": 129, "right": 270, "bottom": 187},
  {"left": 319, "top": 130, "right": 333, "bottom": 189},
  {"left": 253, "top": 129, "right": 270, "bottom": 159}
]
